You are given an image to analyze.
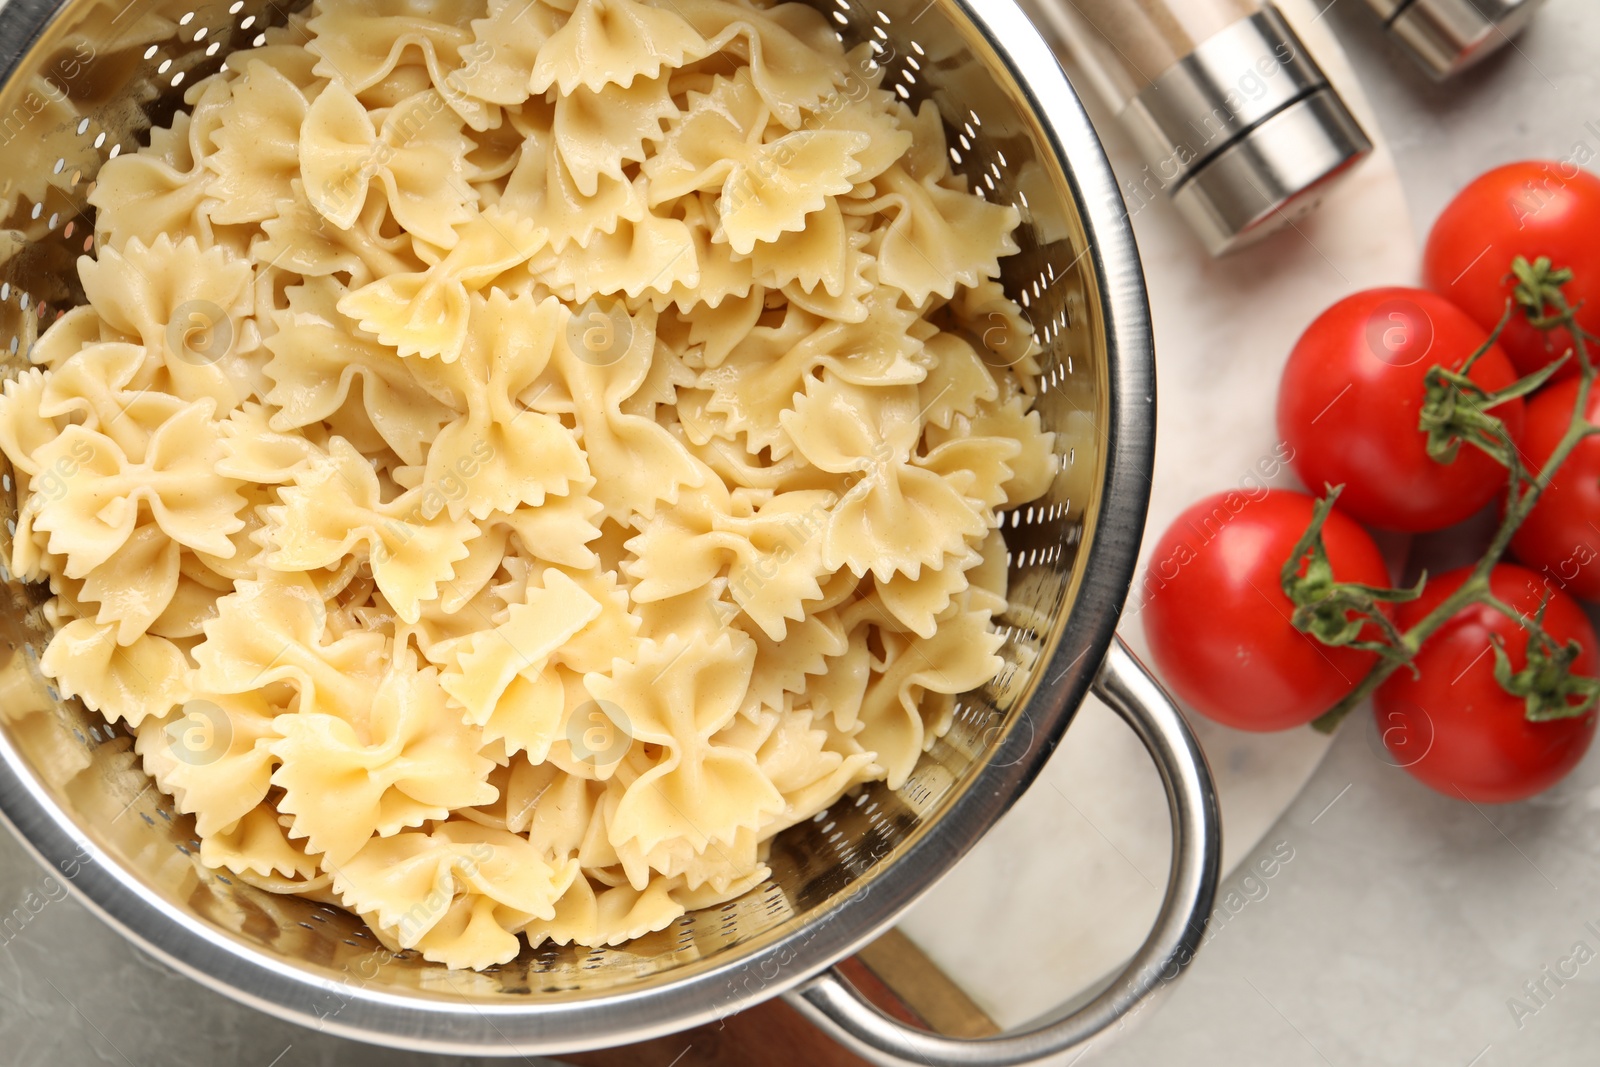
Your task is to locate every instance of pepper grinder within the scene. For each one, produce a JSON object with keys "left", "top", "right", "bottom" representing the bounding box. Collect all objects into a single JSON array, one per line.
[
  {"left": 1361, "top": 0, "right": 1548, "bottom": 81},
  {"left": 1020, "top": 0, "right": 1372, "bottom": 256}
]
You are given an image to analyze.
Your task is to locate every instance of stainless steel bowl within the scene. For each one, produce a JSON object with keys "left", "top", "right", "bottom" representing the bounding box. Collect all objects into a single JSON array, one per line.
[{"left": 0, "top": 0, "right": 1220, "bottom": 1062}]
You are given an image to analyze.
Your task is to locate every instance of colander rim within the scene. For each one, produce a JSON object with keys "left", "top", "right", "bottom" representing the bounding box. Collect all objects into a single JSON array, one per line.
[{"left": 0, "top": 0, "right": 1157, "bottom": 1054}]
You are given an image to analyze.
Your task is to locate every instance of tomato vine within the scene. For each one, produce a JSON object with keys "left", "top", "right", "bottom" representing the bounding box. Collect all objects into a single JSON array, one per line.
[{"left": 1285, "top": 256, "right": 1600, "bottom": 732}]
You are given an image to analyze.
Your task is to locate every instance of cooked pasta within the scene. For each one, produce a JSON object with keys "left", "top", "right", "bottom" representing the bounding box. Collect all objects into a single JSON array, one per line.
[{"left": 0, "top": 0, "right": 1055, "bottom": 968}]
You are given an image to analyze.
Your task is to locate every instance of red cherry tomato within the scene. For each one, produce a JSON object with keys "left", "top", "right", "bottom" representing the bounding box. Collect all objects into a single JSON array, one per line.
[
  {"left": 1510, "top": 379, "right": 1600, "bottom": 600},
  {"left": 1375, "top": 564, "right": 1599, "bottom": 803},
  {"left": 1423, "top": 161, "right": 1600, "bottom": 379},
  {"left": 1142, "top": 489, "right": 1392, "bottom": 731},
  {"left": 1277, "top": 287, "right": 1525, "bottom": 533}
]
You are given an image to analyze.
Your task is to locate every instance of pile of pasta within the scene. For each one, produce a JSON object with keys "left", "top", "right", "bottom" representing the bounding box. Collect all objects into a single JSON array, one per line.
[{"left": 0, "top": 0, "right": 1054, "bottom": 968}]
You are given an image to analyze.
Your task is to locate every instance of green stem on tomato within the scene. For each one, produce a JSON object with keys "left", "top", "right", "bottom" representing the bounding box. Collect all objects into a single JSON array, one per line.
[{"left": 1310, "top": 286, "right": 1600, "bottom": 734}]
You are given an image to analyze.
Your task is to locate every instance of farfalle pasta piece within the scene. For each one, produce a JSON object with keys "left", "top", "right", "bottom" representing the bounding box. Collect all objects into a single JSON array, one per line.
[
  {"left": 306, "top": 0, "right": 483, "bottom": 96},
  {"left": 76, "top": 523, "right": 183, "bottom": 644},
  {"left": 782, "top": 375, "right": 987, "bottom": 581},
  {"left": 445, "top": 0, "right": 565, "bottom": 121},
  {"left": 499, "top": 116, "right": 647, "bottom": 253},
  {"left": 745, "top": 200, "right": 873, "bottom": 311},
  {"left": 439, "top": 569, "right": 600, "bottom": 757},
  {"left": 30, "top": 403, "right": 246, "bottom": 577},
  {"left": 0, "top": 368, "right": 64, "bottom": 478},
  {"left": 147, "top": 690, "right": 284, "bottom": 838},
  {"left": 339, "top": 207, "right": 545, "bottom": 361},
  {"left": 201, "top": 804, "right": 323, "bottom": 880},
  {"left": 537, "top": 304, "right": 703, "bottom": 522},
  {"left": 206, "top": 60, "right": 315, "bottom": 225},
  {"left": 699, "top": 290, "right": 924, "bottom": 459},
  {"left": 300, "top": 82, "right": 479, "bottom": 248},
  {"left": 626, "top": 485, "right": 834, "bottom": 640},
  {"left": 553, "top": 74, "right": 676, "bottom": 199},
  {"left": 335, "top": 821, "right": 579, "bottom": 968},
  {"left": 497, "top": 486, "right": 606, "bottom": 570},
  {"left": 530, "top": 0, "right": 706, "bottom": 96},
  {"left": 591, "top": 632, "right": 783, "bottom": 862},
  {"left": 718, "top": 128, "right": 868, "bottom": 255},
  {"left": 263, "top": 278, "right": 455, "bottom": 466},
  {"left": 271, "top": 654, "right": 497, "bottom": 865},
  {"left": 77, "top": 234, "right": 263, "bottom": 410},
  {"left": 264, "top": 436, "right": 481, "bottom": 623},
  {"left": 674, "top": 0, "right": 842, "bottom": 128},
  {"left": 740, "top": 605, "right": 847, "bottom": 714},
  {"left": 193, "top": 571, "right": 387, "bottom": 715},
  {"left": 521, "top": 869, "right": 685, "bottom": 948},
  {"left": 422, "top": 291, "right": 588, "bottom": 519},
  {"left": 37, "top": 342, "right": 189, "bottom": 460},
  {"left": 39, "top": 619, "right": 190, "bottom": 726},
  {"left": 86, "top": 93, "right": 228, "bottom": 251},
  {"left": 642, "top": 70, "right": 766, "bottom": 205},
  {"left": 534, "top": 196, "right": 700, "bottom": 303},
  {"left": 854, "top": 142, "right": 1022, "bottom": 303},
  {"left": 872, "top": 544, "right": 982, "bottom": 639},
  {"left": 857, "top": 601, "right": 1004, "bottom": 789},
  {"left": 256, "top": 179, "right": 424, "bottom": 286}
]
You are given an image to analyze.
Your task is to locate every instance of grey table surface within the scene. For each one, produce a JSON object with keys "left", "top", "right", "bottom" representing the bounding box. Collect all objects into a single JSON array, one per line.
[{"left": 5, "top": 3, "right": 1600, "bottom": 1066}]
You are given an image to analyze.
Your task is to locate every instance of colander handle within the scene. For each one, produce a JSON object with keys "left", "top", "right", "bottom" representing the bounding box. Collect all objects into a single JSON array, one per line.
[{"left": 784, "top": 635, "right": 1221, "bottom": 1067}]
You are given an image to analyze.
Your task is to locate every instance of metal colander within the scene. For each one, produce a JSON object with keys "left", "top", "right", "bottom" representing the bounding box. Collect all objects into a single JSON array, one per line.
[{"left": 0, "top": 0, "right": 1220, "bottom": 1062}]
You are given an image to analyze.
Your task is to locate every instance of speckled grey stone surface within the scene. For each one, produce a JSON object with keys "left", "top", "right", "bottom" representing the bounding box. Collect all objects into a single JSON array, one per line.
[{"left": 3, "top": 2, "right": 1599, "bottom": 1065}]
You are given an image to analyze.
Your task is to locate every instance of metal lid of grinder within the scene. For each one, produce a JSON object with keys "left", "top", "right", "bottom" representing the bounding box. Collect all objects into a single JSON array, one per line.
[
  {"left": 1364, "top": 0, "right": 1548, "bottom": 81},
  {"left": 1118, "top": 5, "right": 1372, "bottom": 256}
]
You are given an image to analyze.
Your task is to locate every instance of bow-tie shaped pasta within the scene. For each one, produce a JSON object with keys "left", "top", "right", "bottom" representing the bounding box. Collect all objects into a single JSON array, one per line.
[
  {"left": 256, "top": 179, "right": 424, "bottom": 287},
  {"left": 672, "top": 0, "right": 842, "bottom": 129},
  {"left": 38, "top": 343, "right": 189, "bottom": 461},
  {"left": 533, "top": 196, "right": 701, "bottom": 304},
  {"left": 646, "top": 69, "right": 867, "bottom": 255},
  {"left": 339, "top": 207, "right": 546, "bottom": 362},
  {"left": 300, "top": 82, "right": 479, "bottom": 249},
  {"left": 305, "top": 0, "right": 482, "bottom": 106},
  {"left": 263, "top": 278, "right": 455, "bottom": 466},
  {"left": 77, "top": 235, "right": 261, "bottom": 411},
  {"left": 625, "top": 485, "right": 835, "bottom": 641},
  {"left": 30, "top": 402, "right": 246, "bottom": 578},
  {"left": 699, "top": 290, "right": 925, "bottom": 459},
  {"left": 716, "top": 706, "right": 878, "bottom": 838},
  {"left": 271, "top": 655, "right": 498, "bottom": 866},
  {"left": 194, "top": 572, "right": 387, "bottom": 716},
  {"left": 264, "top": 436, "right": 481, "bottom": 623},
  {"left": 520, "top": 867, "right": 687, "bottom": 949},
  {"left": 592, "top": 632, "right": 784, "bottom": 862},
  {"left": 335, "top": 822, "right": 580, "bottom": 968},
  {"left": 39, "top": 618, "right": 190, "bottom": 727},
  {"left": 848, "top": 103, "right": 1022, "bottom": 305},
  {"left": 781, "top": 374, "right": 987, "bottom": 582},
  {"left": 497, "top": 106, "right": 648, "bottom": 254},
  {"left": 533, "top": 304, "right": 702, "bottom": 522},
  {"left": 439, "top": 568, "right": 600, "bottom": 758},
  {"left": 553, "top": 74, "right": 676, "bottom": 200},
  {"left": 85, "top": 65, "right": 240, "bottom": 249},
  {"left": 421, "top": 291, "right": 588, "bottom": 520},
  {"left": 142, "top": 690, "right": 285, "bottom": 839},
  {"left": 445, "top": 0, "right": 564, "bottom": 125},
  {"left": 856, "top": 599, "right": 1004, "bottom": 789},
  {"left": 73, "top": 524, "right": 187, "bottom": 645},
  {"left": 530, "top": 0, "right": 706, "bottom": 96},
  {"left": 0, "top": 370, "right": 60, "bottom": 479},
  {"left": 198, "top": 803, "right": 323, "bottom": 880},
  {"left": 741, "top": 605, "right": 848, "bottom": 715},
  {"left": 206, "top": 60, "right": 315, "bottom": 225}
]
